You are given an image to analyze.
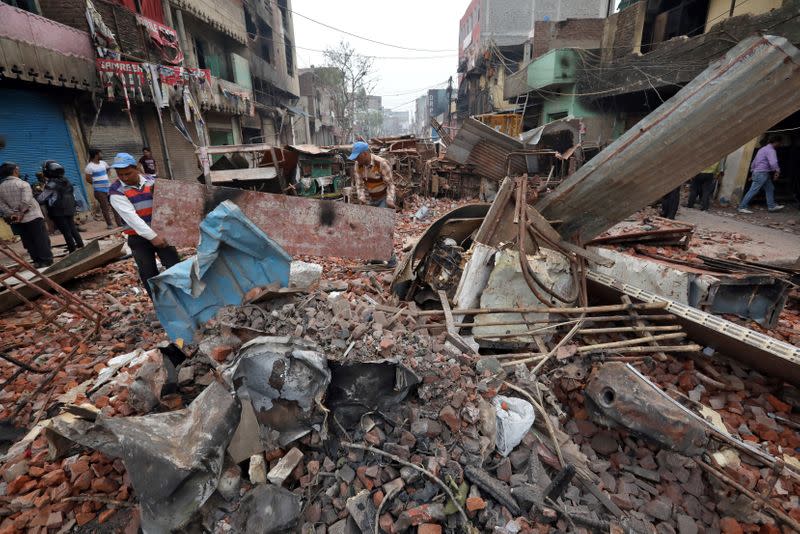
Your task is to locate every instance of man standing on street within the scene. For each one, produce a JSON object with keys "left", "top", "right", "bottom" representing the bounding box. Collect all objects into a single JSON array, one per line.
[
  {"left": 85, "top": 149, "right": 123, "bottom": 229},
  {"left": 687, "top": 161, "right": 722, "bottom": 211},
  {"left": 738, "top": 136, "right": 784, "bottom": 213},
  {"left": 349, "top": 141, "right": 397, "bottom": 267},
  {"left": 108, "top": 153, "right": 180, "bottom": 298},
  {"left": 139, "top": 147, "right": 157, "bottom": 177},
  {"left": 0, "top": 162, "right": 53, "bottom": 268}
]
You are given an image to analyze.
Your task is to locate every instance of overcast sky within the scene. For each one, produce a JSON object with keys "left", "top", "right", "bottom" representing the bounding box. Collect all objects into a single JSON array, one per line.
[{"left": 291, "top": 1, "right": 469, "bottom": 119}]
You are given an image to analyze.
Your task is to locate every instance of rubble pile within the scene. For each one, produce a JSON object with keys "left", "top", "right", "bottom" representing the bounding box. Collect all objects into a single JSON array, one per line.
[{"left": 0, "top": 197, "right": 799, "bottom": 534}]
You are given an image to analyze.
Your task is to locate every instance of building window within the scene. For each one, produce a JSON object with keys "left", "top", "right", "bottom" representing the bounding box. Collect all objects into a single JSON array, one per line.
[
  {"left": 244, "top": 6, "right": 257, "bottom": 39},
  {"left": 195, "top": 37, "right": 230, "bottom": 81},
  {"left": 277, "top": 0, "right": 288, "bottom": 30},
  {"left": 285, "top": 36, "right": 294, "bottom": 76},
  {"left": 258, "top": 18, "right": 274, "bottom": 64}
]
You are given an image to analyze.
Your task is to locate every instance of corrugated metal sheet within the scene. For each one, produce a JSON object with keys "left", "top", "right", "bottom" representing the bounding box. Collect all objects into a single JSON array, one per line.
[
  {"left": 446, "top": 117, "right": 526, "bottom": 182},
  {"left": 536, "top": 35, "right": 800, "bottom": 244}
]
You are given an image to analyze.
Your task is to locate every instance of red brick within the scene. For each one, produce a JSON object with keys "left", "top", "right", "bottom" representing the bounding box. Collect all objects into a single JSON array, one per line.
[
  {"left": 39, "top": 469, "right": 66, "bottom": 487},
  {"left": 73, "top": 470, "right": 92, "bottom": 491},
  {"left": 720, "top": 517, "right": 744, "bottom": 534},
  {"left": 7, "top": 475, "right": 32, "bottom": 495},
  {"left": 210, "top": 345, "right": 233, "bottom": 362},
  {"left": 68, "top": 460, "right": 90, "bottom": 480},
  {"left": 75, "top": 512, "right": 96, "bottom": 526},
  {"left": 91, "top": 477, "right": 119, "bottom": 494},
  {"left": 372, "top": 490, "right": 384, "bottom": 507},
  {"left": 45, "top": 511, "right": 63, "bottom": 528},
  {"left": 418, "top": 524, "right": 442, "bottom": 534},
  {"left": 28, "top": 466, "right": 45, "bottom": 478},
  {"left": 439, "top": 405, "right": 461, "bottom": 433},
  {"left": 466, "top": 496, "right": 487, "bottom": 512},
  {"left": 765, "top": 394, "right": 791, "bottom": 413},
  {"left": 98, "top": 509, "right": 116, "bottom": 524}
]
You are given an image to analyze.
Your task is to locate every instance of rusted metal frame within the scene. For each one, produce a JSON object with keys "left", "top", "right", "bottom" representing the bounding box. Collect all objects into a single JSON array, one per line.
[
  {"left": 413, "top": 313, "right": 676, "bottom": 331},
  {"left": 0, "top": 244, "right": 104, "bottom": 320},
  {"left": 620, "top": 295, "right": 670, "bottom": 362},
  {"left": 409, "top": 301, "right": 669, "bottom": 317},
  {"left": 698, "top": 461, "right": 800, "bottom": 532}
]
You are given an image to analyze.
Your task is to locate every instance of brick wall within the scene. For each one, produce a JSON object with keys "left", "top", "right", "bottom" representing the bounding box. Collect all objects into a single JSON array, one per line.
[
  {"left": 39, "top": 0, "right": 151, "bottom": 61},
  {"left": 600, "top": 1, "right": 647, "bottom": 63},
  {"left": 38, "top": 0, "right": 86, "bottom": 31},
  {"left": 532, "top": 19, "right": 605, "bottom": 59}
]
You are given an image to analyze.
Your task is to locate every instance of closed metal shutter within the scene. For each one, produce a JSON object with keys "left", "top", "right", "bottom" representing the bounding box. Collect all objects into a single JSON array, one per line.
[
  {"left": 0, "top": 88, "right": 89, "bottom": 207},
  {"left": 158, "top": 113, "right": 203, "bottom": 181},
  {"left": 83, "top": 103, "right": 144, "bottom": 162}
]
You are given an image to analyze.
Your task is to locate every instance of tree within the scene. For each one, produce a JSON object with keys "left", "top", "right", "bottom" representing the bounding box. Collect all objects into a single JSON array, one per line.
[{"left": 321, "top": 41, "right": 377, "bottom": 142}]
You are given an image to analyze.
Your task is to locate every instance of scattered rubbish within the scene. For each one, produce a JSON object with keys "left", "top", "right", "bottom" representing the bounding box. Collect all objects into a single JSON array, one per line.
[{"left": 492, "top": 395, "right": 536, "bottom": 456}]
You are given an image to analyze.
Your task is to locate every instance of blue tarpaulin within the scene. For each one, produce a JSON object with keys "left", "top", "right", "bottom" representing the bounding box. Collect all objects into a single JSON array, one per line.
[{"left": 150, "top": 200, "right": 291, "bottom": 343}]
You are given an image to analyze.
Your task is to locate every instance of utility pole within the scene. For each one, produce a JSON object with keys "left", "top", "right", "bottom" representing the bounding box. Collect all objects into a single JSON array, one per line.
[{"left": 446, "top": 76, "right": 453, "bottom": 131}]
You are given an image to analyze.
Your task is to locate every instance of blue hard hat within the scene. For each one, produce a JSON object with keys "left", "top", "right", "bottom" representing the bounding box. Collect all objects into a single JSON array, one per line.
[
  {"left": 111, "top": 152, "right": 137, "bottom": 169},
  {"left": 348, "top": 141, "right": 370, "bottom": 161}
]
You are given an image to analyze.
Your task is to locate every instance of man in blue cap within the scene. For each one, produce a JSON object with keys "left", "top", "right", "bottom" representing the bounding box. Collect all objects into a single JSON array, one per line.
[
  {"left": 108, "top": 153, "right": 180, "bottom": 298},
  {"left": 349, "top": 141, "right": 396, "bottom": 209},
  {"left": 348, "top": 141, "right": 396, "bottom": 267}
]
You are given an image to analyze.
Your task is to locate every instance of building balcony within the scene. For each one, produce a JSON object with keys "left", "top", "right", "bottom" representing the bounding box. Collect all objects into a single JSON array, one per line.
[
  {"left": 504, "top": 49, "right": 579, "bottom": 99},
  {"left": 0, "top": 2, "right": 95, "bottom": 90}
]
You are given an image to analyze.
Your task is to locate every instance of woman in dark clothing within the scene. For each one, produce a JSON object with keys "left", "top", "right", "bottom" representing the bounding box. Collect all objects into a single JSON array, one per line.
[{"left": 42, "top": 161, "right": 84, "bottom": 253}]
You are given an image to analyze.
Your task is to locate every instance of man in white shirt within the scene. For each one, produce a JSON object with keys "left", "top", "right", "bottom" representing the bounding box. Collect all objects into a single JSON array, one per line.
[
  {"left": 0, "top": 162, "right": 53, "bottom": 267},
  {"left": 85, "top": 149, "right": 123, "bottom": 229},
  {"left": 108, "top": 153, "right": 179, "bottom": 298}
]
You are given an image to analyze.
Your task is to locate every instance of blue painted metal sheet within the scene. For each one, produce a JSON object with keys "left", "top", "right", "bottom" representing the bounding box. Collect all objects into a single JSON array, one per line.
[
  {"left": 0, "top": 88, "right": 89, "bottom": 209},
  {"left": 150, "top": 200, "right": 291, "bottom": 343}
]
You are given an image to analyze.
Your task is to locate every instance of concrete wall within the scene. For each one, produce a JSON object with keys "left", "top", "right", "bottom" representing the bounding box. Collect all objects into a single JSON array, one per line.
[
  {"left": 705, "top": 0, "right": 781, "bottom": 32},
  {"left": 532, "top": 19, "right": 605, "bottom": 59},
  {"left": 534, "top": 0, "right": 611, "bottom": 21},
  {"left": 483, "top": 0, "right": 535, "bottom": 47}
]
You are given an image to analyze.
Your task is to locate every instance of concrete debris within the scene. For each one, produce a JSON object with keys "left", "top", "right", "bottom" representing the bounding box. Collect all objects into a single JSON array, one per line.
[
  {"left": 266, "top": 446, "right": 303, "bottom": 486},
  {"left": 230, "top": 484, "right": 302, "bottom": 533}
]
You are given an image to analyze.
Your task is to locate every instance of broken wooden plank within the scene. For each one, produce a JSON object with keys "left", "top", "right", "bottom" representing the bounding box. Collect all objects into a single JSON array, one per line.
[{"left": 151, "top": 181, "right": 395, "bottom": 260}]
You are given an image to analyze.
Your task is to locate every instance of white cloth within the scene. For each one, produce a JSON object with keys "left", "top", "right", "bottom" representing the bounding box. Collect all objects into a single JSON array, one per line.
[{"left": 109, "top": 175, "right": 157, "bottom": 240}]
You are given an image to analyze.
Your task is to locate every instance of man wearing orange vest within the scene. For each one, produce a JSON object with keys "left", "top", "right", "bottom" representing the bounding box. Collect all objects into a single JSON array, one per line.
[
  {"left": 349, "top": 141, "right": 397, "bottom": 267},
  {"left": 109, "top": 153, "right": 180, "bottom": 298}
]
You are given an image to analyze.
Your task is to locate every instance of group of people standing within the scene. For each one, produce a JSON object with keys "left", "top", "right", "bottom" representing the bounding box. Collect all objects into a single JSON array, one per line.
[{"left": 0, "top": 147, "right": 174, "bottom": 298}]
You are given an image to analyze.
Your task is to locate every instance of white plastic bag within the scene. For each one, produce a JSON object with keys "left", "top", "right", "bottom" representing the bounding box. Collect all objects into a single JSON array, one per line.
[{"left": 492, "top": 395, "right": 536, "bottom": 457}]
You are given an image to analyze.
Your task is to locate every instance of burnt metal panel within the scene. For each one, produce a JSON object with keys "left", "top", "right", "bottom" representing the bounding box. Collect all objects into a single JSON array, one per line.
[
  {"left": 587, "top": 270, "right": 800, "bottom": 387},
  {"left": 151, "top": 180, "right": 395, "bottom": 260},
  {"left": 536, "top": 35, "right": 800, "bottom": 244}
]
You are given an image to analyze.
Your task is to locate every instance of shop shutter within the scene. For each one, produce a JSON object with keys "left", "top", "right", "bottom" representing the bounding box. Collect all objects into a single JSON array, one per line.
[
  {"left": 84, "top": 103, "right": 144, "bottom": 162},
  {"left": 0, "top": 88, "right": 89, "bottom": 207}
]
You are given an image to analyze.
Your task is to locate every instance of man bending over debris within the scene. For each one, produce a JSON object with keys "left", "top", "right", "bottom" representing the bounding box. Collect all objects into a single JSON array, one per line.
[
  {"left": 108, "top": 153, "right": 180, "bottom": 298},
  {"left": 350, "top": 140, "right": 397, "bottom": 267}
]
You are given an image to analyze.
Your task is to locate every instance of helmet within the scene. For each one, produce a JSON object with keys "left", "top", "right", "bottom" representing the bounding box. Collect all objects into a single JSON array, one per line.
[{"left": 42, "top": 160, "right": 65, "bottom": 178}]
